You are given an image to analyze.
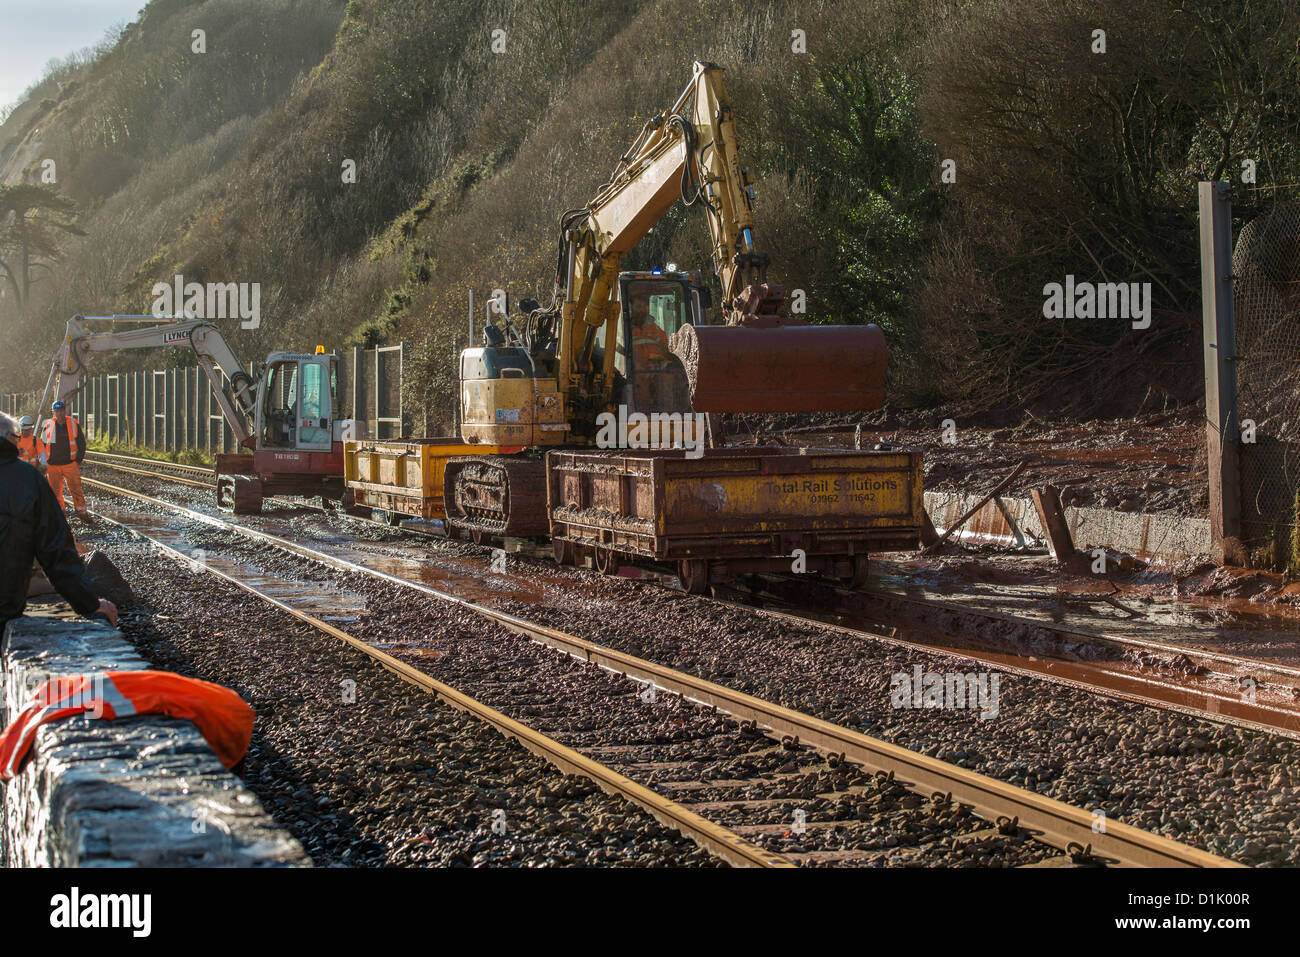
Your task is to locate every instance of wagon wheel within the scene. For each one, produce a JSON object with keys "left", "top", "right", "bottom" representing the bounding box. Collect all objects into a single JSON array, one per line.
[
  {"left": 593, "top": 545, "right": 618, "bottom": 575},
  {"left": 677, "top": 559, "right": 709, "bottom": 594},
  {"left": 553, "top": 538, "right": 574, "bottom": 566},
  {"left": 470, "top": 528, "right": 490, "bottom": 546}
]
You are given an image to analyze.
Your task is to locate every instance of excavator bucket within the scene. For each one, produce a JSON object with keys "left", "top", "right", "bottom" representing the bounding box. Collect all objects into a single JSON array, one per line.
[{"left": 671, "top": 321, "right": 887, "bottom": 413}]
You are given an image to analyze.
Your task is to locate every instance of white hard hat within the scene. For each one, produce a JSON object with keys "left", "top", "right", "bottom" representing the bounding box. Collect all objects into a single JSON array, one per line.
[{"left": 18, "top": 416, "right": 32, "bottom": 428}]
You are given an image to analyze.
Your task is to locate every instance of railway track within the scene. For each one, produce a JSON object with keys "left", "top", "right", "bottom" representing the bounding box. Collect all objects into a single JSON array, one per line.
[
  {"left": 79, "top": 471, "right": 1234, "bottom": 867},
  {"left": 745, "top": 574, "right": 1300, "bottom": 741},
  {"left": 81, "top": 449, "right": 1300, "bottom": 740}
]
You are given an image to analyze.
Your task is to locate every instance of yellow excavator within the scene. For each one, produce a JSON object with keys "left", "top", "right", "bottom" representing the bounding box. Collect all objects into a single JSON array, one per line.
[
  {"left": 439, "top": 61, "right": 888, "bottom": 537},
  {"left": 345, "top": 61, "right": 918, "bottom": 588}
]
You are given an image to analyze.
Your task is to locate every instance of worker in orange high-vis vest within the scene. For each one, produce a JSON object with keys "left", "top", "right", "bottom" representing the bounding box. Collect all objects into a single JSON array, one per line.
[
  {"left": 14, "top": 416, "right": 46, "bottom": 470},
  {"left": 629, "top": 292, "right": 672, "bottom": 411},
  {"left": 42, "top": 401, "right": 88, "bottom": 518},
  {"left": 629, "top": 293, "right": 670, "bottom": 368},
  {"left": 0, "top": 670, "right": 255, "bottom": 780}
]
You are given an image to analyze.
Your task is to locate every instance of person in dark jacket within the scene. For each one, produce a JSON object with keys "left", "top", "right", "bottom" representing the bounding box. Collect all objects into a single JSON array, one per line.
[{"left": 0, "top": 412, "right": 116, "bottom": 630}]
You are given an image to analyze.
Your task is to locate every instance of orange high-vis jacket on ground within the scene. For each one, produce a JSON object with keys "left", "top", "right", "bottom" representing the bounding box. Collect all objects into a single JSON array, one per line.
[{"left": 0, "top": 670, "right": 255, "bottom": 780}]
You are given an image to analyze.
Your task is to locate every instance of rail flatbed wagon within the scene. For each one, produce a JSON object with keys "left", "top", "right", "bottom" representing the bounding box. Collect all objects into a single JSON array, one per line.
[
  {"left": 547, "top": 446, "right": 924, "bottom": 591},
  {"left": 343, "top": 438, "right": 517, "bottom": 522}
]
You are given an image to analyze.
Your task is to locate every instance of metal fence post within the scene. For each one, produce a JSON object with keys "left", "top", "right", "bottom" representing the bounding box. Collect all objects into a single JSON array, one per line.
[
  {"left": 161, "top": 370, "right": 168, "bottom": 450},
  {"left": 145, "top": 371, "right": 154, "bottom": 448},
  {"left": 165, "top": 370, "right": 173, "bottom": 451},
  {"left": 399, "top": 341, "right": 408, "bottom": 436},
  {"left": 198, "top": 372, "right": 208, "bottom": 452},
  {"left": 177, "top": 368, "right": 185, "bottom": 451},
  {"left": 351, "top": 346, "right": 360, "bottom": 423},
  {"left": 1199, "top": 180, "right": 1242, "bottom": 562}
]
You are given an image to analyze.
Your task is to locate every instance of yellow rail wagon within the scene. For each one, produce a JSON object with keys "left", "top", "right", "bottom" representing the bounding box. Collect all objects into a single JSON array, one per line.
[{"left": 343, "top": 439, "right": 516, "bottom": 524}]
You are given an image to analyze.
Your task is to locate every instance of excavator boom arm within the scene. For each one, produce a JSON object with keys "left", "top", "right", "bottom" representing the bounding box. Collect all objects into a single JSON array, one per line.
[
  {"left": 37, "top": 315, "right": 258, "bottom": 444},
  {"left": 555, "top": 61, "right": 763, "bottom": 400}
]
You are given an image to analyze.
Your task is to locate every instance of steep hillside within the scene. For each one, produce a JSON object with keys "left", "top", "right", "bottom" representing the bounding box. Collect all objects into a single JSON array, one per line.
[{"left": 2, "top": 0, "right": 1297, "bottom": 431}]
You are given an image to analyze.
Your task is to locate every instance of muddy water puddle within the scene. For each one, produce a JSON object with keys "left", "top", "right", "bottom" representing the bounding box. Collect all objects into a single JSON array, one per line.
[
  {"left": 91, "top": 506, "right": 370, "bottom": 623},
  {"left": 873, "top": 556, "right": 1300, "bottom": 666}
]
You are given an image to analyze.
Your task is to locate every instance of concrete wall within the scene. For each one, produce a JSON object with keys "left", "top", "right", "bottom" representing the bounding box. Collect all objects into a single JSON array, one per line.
[
  {"left": 1, "top": 604, "right": 308, "bottom": 867},
  {"left": 925, "top": 490, "right": 1211, "bottom": 561}
]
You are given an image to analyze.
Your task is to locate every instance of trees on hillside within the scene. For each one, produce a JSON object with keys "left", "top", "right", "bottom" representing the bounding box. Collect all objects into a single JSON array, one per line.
[{"left": 0, "top": 184, "right": 83, "bottom": 313}]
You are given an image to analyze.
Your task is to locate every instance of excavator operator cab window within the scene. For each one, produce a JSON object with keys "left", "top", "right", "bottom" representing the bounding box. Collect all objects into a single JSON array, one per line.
[
  {"left": 296, "top": 360, "right": 332, "bottom": 450},
  {"left": 619, "top": 278, "right": 693, "bottom": 415},
  {"left": 263, "top": 361, "right": 297, "bottom": 449},
  {"left": 263, "top": 358, "right": 332, "bottom": 451}
]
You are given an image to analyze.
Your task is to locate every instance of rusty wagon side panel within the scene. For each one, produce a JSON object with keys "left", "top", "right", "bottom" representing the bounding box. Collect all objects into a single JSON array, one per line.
[{"left": 547, "top": 447, "right": 923, "bottom": 573}]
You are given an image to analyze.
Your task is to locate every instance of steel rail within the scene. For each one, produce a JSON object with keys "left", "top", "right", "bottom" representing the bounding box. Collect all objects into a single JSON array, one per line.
[
  {"left": 83, "top": 455, "right": 214, "bottom": 490},
  {"left": 84, "top": 449, "right": 213, "bottom": 475},
  {"left": 82, "top": 475, "right": 1238, "bottom": 868},
  {"left": 88, "top": 502, "right": 790, "bottom": 869},
  {"left": 817, "top": 574, "right": 1300, "bottom": 683},
  {"left": 88, "top": 451, "right": 1300, "bottom": 740},
  {"left": 752, "top": 573, "right": 1300, "bottom": 740}
]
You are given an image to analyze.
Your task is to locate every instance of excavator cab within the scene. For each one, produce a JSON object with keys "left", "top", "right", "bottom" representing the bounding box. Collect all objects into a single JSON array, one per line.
[
  {"left": 256, "top": 352, "right": 339, "bottom": 452},
  {"left": 598, "top": 272, "right": 697, "bottom": 416}
]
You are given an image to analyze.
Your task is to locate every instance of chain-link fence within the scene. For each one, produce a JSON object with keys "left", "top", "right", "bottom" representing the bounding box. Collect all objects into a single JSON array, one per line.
[{"left": 1232, "top": 194, "right": 1300, "bottom": 562}]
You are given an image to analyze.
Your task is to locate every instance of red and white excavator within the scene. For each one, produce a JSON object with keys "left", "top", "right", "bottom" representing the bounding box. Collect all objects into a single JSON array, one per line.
[{"left": 39, "top": 314, "right": 361, "bottom": 513}]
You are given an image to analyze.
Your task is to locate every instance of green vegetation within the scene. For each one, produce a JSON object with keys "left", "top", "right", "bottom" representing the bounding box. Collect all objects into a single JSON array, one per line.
[{"left": 3, "top": 0, "right": 1298, "bottom": 430}]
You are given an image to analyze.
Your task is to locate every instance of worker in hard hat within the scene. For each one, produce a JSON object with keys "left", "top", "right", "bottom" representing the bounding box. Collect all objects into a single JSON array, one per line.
[
  {"left": 41, "top": 401, "right": 89, "bottom": 519},
  {"left": 13, "top": 416, "right": 46, "bottom": 471}
]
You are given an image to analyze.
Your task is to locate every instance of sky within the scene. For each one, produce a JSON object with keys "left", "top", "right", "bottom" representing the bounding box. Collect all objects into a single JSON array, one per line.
[{"left": 0, "top": 1, "right": 146, "bottom": 113}]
